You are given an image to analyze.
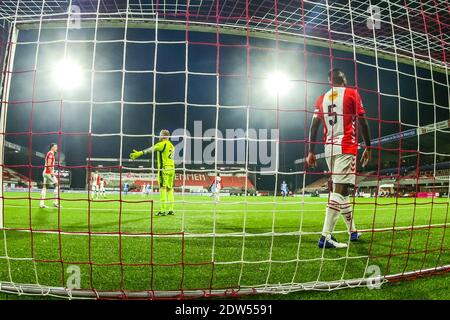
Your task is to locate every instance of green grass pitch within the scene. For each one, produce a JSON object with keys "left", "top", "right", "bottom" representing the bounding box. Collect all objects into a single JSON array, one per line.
[{"left": 0, "top": 192, "right": 448, "bottom": 299}]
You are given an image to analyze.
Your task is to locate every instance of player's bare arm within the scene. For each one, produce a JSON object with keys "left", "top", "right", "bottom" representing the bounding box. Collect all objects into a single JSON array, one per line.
[
  {"left": 358, "top": 113, "right": 371, "bottom": 167},
  {"left": 307, "top": 116, "right": 321, "bottom": 168}
]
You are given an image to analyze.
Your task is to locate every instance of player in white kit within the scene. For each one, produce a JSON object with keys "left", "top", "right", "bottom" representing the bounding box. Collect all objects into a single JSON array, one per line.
[
  {"left": 99, "top": 178, "right": 106, "bottom": 198},
  {"left": 281, "top": 181, "right": 288, "bottom": 199},
  {"left": 307, "top": 69, "right": 371, "bottom": 249}
]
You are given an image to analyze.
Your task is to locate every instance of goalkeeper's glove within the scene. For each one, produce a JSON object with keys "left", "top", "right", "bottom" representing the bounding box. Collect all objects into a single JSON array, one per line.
[{"left": 130, "top": 149, "right": 144, "bottom": 160}]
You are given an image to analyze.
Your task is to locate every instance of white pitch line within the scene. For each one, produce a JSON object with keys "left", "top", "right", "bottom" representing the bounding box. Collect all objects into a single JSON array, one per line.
[
  {"left": 1, "top": 222, "right": 449, "bottom": 239},
  {"left": 3, "top": 204, "right": 449, "bottom": 214}
]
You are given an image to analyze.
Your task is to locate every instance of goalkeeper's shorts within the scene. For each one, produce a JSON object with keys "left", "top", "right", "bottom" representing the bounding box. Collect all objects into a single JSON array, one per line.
[{"left": 158, "top": 167, "right": 175, "bottom": 189}]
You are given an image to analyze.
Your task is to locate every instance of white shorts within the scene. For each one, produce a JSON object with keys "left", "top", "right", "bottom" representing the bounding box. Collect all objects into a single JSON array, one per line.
[
  {"left": 100, "top": 187, "right": 105, "bottom": 192},
  {"left": 325, "top": 154, "right": 356, "bottom": 185},
  {"left": 92, "top": 184, "right": 99, "bottom": 191},
  {"left": 43, "top": 172, "right": 58, "bottom": 186}
]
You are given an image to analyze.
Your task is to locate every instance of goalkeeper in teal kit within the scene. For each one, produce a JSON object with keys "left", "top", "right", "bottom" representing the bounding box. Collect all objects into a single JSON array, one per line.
[{"left": 130, "top": 130, "right": 175, "bottom": 216}]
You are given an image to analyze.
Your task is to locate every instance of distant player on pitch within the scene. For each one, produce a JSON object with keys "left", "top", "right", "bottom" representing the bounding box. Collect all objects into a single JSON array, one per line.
[
  {"left": 123, "top": 182, "right": 129, "bottom": 196},
  {"left": 307, "top": 68, "right": 371, "bottom": 249},
  {"left": 281, "top": 181, "right": 288, "bottom": 199},
  {"left": 90, "top": 170, "right": 100, "bottom": 200},
  {"left": 212, "top": 174, "right": 222, "bottom": 202},
  {"left": 99, "top": 178, "right": 106, "bottom": 198},
  {"left": 40, "top": 143, "right": 62, "bottom": 208},
  {"left": 130, "top": 130, "right": 175, "bottom": 216}
]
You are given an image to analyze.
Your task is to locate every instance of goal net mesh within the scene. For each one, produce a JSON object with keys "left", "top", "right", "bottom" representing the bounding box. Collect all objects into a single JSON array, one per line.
[{"left": 0, "top": 0, "right": 449, "bottom": 299}]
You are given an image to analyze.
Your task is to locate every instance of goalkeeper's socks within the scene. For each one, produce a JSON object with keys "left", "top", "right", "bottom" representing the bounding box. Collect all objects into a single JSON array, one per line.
[
  {"left": 167, "top": 188, "right": 174, "bottom": 212},
  {"left": 341, "top": 196, "right": 357, "bottom": 234},
  {"left": 321, "top": 192, "right": 343, "bottom": 237},
  {"left": 160, "top": 188, "right": 167, "bottom": 212}
]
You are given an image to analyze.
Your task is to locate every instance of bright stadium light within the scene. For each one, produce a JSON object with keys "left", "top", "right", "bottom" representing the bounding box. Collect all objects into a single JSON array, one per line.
[
  {"left": 52, "top": 59, "right": 83, "bottom": 90},
  {"left": 265, "top": 71, "right": 291, "bottom": 95}
]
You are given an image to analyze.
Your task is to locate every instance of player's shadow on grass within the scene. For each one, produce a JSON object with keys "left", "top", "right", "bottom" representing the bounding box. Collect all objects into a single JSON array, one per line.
[
  {"left": 66, "top": 217, "right": 155, "bottom": 232},
  {"left": 28, "top": 210, "right": 155, "bottom": 233},
  {"left": 33, "top": 207, "right": 52, "bottom": 228},
  {"left": 0, "top": 229, "right": 34, "bottom": 246}
]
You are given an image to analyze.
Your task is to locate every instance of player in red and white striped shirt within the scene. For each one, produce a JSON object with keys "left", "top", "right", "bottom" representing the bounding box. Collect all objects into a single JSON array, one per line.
[
  {"left": 307, "top": 69, "right": 371, "bottom": 249},
  {"left": 90, "top": 171, "right": 101, "bottom": 200},
  {"left": 40, "top": 143, "right": 61, "bottom": 208}
]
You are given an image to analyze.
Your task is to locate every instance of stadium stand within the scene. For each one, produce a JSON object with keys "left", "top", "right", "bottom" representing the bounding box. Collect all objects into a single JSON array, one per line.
[
  {"left": 127, "top": 173, "right": 211, "bottom": 190},
  {"left": 300, "top": 176, "right": 329, "bottom": 193},
  {"left": 3, "top": 167, "right": 36, "bottom": 188},
  {"left": 213, "top": 175, "right": 255, "bottom": 190},
  {"left": 300, "top": 163, "right": 450, "bottom": 197},
  {"left": 175, "top": 173, "right": 210, "bottom": 188},
  {"left": 105, "top": 171, "right": 256, "bottom": 194}
]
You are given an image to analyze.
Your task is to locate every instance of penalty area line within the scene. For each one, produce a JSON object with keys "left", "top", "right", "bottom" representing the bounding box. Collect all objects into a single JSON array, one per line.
[{"left": 1, "top": 222, "right": 449, "bottom": 238}]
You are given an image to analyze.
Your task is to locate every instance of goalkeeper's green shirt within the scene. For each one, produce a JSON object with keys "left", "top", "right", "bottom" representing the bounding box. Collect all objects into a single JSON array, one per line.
[{"left": 152, "top": 140, "right": 175, "bottom": 169}]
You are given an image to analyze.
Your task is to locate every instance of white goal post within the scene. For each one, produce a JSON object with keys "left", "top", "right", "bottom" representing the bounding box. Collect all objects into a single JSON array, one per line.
[{"left": 0, "top": 24, "right": 18, "bottom": 230}]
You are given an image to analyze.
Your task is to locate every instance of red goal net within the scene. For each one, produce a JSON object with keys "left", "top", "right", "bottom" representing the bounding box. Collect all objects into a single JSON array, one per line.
[{"left": 0, "top": 0, "right": 449, "bottom": 299}]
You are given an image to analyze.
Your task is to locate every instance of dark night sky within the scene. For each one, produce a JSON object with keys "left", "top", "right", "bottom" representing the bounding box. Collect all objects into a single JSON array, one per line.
[{"left": 5, "top": 26, "right": 450, "bottom": 189}]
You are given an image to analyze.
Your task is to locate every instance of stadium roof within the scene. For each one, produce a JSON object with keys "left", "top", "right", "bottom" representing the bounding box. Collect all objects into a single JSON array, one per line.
[
  {"left": 0, "top": 0, "right": 448, "bottom": 72},
  {"left": 4, "top": 140, "right": 66, "bottom": 162}
]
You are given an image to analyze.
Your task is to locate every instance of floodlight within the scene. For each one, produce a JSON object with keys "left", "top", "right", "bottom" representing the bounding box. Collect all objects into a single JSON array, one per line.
[
  {"left": 52, "top": 59, "right": 82, "bottom": 90},
  {"left": 265, "top": 72, "right": 291, "bottom": 95}
]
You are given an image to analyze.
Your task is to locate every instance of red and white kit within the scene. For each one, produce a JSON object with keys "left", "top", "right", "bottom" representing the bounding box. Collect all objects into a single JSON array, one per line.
[
  {"left": 42, "top": 151, "right": 58, "bottom": 185},
  {"left": 99, "top": 179, "right": 105, "bottom": 192},
  {"left": 313, "top": 86, "right": 365, "bottom": 184},
  {"left": 214, "top": 176, "right": 221, "bottom": 192},
  {"left": 91, "top": 172, "right": 100, "bottom": 192}
]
